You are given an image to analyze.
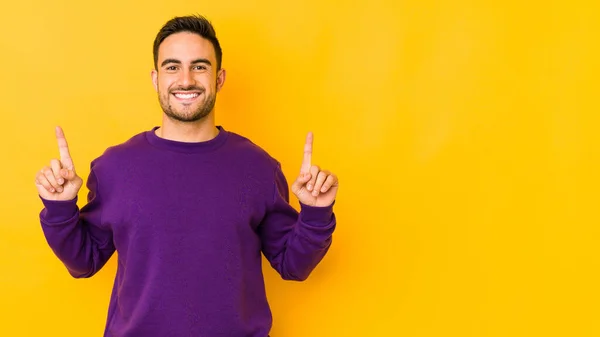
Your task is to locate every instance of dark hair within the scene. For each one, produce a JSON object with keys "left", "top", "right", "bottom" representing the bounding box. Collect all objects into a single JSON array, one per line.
[{"left": 153, "top": 14, "right": 223, "bottom": 70}]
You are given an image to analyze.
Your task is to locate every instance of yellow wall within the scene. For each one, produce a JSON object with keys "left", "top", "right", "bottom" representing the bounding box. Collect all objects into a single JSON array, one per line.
[{"left": 1, "top": 1, "right": 599, "bottom": 336}]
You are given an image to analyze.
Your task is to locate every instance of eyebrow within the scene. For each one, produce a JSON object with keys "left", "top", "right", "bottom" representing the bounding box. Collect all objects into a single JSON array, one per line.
[{"left": 161, "top": 58, "right": 212, "bottom": 67}]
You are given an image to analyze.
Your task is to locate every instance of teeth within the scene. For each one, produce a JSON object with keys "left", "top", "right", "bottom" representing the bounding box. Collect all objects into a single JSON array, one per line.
[{"left": 174, "top": 93, "right": 199, "bottom": 99}]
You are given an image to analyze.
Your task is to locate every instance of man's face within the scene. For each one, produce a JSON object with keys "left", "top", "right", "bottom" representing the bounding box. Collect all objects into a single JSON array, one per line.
[{"left": 152, "top": 32, "right": 225, "bottom": 123}]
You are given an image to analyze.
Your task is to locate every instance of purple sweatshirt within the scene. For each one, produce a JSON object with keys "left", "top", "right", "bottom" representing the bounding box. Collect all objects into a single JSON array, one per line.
[{"left": 39, "top": 126, "right": 336, "bottom": 337}]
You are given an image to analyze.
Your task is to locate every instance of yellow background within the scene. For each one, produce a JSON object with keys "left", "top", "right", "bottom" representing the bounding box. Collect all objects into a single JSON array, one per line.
[{"left": 1, "top": 1, "right": 599, "bottom": 336}]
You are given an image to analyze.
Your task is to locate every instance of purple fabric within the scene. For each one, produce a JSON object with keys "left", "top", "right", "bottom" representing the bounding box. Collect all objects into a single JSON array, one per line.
[{"left": 39, "top": 126, "right": 335, "bottom": 336}]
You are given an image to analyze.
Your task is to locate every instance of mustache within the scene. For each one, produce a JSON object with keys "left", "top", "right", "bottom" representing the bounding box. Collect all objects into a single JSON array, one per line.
[{"left": 169, "top": 86, "right": 205, "bottom": 93}]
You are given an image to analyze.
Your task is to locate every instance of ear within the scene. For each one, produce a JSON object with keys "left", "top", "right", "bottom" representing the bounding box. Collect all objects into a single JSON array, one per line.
[
  {"left": 151, "top": 69, "right": 158, "bottom": 92},
  {"left": 216, "top": 68, "right": 226, "bottom": 92}
]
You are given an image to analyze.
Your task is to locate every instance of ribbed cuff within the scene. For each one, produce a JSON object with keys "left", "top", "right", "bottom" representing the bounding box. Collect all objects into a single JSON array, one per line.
[
  {"left": 39, "top": 196, "right": 79, "bottom": 224},
  {"left": 299, "top": 200, "right": 335, "bottom": 226}
]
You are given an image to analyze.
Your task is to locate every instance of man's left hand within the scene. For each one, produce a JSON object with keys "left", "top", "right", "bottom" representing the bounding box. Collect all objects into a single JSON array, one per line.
[{"left": 291, "top": 132, "right": 339, "bottom": 207}]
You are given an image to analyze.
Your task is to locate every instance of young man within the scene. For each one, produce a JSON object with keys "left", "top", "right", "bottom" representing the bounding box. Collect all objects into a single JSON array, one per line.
[{"left": 35, "top": 15, "right": 338, "bottom": 337}]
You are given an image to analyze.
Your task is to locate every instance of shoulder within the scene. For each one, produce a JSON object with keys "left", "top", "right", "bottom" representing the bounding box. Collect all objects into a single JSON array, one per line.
[
  {"left": 223, "top": 129, "right": 291, "bottom": 198},
  {"left": 89, "top": 129, "right": 149, "bottom": 170},
  {"left": 224, "top": 130, "right": 281, "bottom": 169}
]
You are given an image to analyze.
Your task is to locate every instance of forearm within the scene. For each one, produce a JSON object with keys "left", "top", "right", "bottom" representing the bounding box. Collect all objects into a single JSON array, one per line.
[
  {"left": 264, "top": 203, "right": 336, "bottom": 281},
  {"left": 39, "top": 197, "right": 114, "bottom": 278}
]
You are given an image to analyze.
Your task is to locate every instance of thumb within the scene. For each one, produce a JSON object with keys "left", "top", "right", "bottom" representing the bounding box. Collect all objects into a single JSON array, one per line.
[
  {"left": 60, "top": 168, "right": 78, "bottom": 181},
  {"left": 291, "top": 172, "right": 311, "bottom": 195}
]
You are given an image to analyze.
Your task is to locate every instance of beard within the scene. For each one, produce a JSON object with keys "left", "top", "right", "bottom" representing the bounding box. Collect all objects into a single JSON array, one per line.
[{"left": 158, "top": 86, "right": 217, "bottom": 123}]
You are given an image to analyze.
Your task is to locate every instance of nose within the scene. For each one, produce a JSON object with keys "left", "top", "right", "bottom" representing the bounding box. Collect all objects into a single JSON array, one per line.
[{"left": 179, "top": 69, "right": 196, "bottom": 88}]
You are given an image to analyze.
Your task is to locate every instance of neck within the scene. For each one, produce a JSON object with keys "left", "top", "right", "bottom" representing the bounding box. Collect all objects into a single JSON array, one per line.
[{"left": 156, "top": 112, "right": 219, "bottom": 143}]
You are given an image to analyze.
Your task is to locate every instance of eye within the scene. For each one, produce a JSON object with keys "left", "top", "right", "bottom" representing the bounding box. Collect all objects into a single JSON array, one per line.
[{"left": 194, "top": 65, "right": 207, "bottom": 71}]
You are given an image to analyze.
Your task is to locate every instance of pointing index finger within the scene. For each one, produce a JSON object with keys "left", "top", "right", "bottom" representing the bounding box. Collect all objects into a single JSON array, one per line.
[
  {"left": 55, "top": 126, "right": 74, "bottom": 170},
  {"left": 301, "top": 132, "right": 313, "bottom": 173}
]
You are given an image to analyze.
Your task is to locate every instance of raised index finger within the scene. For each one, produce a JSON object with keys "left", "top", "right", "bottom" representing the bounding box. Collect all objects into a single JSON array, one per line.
[
  {"left": 55, "top": 126, "right": 74, "bottom": 170},
  {"left": 300, "top": 132, "right": 313, "bottom": 173}
]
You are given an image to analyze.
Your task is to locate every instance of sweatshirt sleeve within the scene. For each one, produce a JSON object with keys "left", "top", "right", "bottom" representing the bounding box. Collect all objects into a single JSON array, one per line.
[
  {"left": 258, "top": 163, "right": 336, "bottom": 281},
  {"left": 39, "top": 164, "right": 115, "bottom": 278}
]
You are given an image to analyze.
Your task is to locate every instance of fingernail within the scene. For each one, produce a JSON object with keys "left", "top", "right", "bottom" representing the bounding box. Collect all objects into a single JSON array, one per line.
[
  {"left": 58, "top": 179, "right": 64, "bottom": 184},
  {"left": 307, "top": 183, "right": 313, "bottom": 191},
  {"left": 50, "top": 188, "right": 55, "bottom": 193},
  {"left": 312, "top": 190, "right": 319, "bottom": 197},
  {"left": 57, "top": 187, "right": 63, "bottom": 193}
]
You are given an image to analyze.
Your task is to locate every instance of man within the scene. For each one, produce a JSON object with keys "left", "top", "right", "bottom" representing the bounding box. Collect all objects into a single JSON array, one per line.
[{"left": 35, "top": 15, "right": 338, "bottom": 337}]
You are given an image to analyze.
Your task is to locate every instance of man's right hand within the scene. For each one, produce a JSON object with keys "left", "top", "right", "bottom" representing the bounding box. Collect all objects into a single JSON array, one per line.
[{"left": 35, "top": 126, "right": 83, "bottom": 201}]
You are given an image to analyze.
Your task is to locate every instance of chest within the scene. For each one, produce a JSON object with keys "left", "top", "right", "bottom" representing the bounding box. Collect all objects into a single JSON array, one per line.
[{"left": 100, "top": 158, "right": 272, "bottom": 252}]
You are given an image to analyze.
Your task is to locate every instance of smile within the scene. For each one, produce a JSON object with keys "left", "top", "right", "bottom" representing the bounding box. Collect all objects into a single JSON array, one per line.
[{"left": 172, "top": 92, "right": 200, "bottom": 100}]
